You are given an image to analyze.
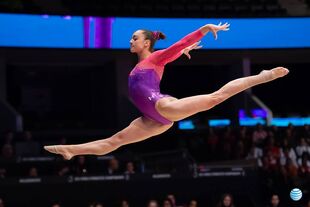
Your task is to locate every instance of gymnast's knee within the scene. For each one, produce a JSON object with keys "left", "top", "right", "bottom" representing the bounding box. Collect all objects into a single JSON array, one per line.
[
  {"left": 107, "top": 132, "right": 126, "bottom": 148},
  {"left": 155, "top": 100, "right": 171, "bottom": 113},
  {"left": 208, "top": 91, "right": 226, "bottom": 108}
]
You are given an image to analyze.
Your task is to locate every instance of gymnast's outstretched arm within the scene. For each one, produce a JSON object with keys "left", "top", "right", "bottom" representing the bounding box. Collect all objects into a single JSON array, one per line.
[{"left": 148, "top": 22, "right": 230, "bottom": 66}]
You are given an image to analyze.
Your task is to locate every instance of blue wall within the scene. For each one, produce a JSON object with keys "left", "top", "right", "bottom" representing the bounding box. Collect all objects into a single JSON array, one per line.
[{"left": 1, "top": 14, "right": 310, "bottom": 49}]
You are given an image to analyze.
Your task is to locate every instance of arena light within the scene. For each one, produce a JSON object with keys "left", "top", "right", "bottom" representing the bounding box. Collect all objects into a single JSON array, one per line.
[
  {"left": 178, "top": 120, "right": 195, "bottom": 130},
  {"left": 239, "top": 117, "right": 266, "bottom": 126},
  {"left": 209, "top": 119, "right": 231, "bottom": 127}
]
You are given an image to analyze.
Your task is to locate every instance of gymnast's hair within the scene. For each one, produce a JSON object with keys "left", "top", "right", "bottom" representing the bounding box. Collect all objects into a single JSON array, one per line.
[{"left": 142, "top": 30, "right": 166, "bottom": 52}]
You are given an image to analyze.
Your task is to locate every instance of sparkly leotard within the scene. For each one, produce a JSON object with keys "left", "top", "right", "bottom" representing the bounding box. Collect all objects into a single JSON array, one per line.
[{"left": 128, "top": 30, "right": 204, "bottom": 125}]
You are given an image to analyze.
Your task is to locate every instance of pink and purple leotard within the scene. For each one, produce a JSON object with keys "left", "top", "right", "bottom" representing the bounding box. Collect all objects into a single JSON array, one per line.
[{"left": 128, "top": 29, "right": 204, "bottom": 125}]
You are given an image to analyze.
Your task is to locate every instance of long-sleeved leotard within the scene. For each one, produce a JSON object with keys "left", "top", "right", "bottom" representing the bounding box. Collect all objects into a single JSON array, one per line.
[{"left": 128, "top": 29, "right": 204, "bottom": 124}]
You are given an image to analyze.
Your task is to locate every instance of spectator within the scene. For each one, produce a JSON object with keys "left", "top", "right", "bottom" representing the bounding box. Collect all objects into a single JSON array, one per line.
[
  {"left": 124, "top": 162, "right": 135, "bottom": 174},
  {"left": 188, "top": 199, "right": 198, "bottom": 207},
  {"left": 267, "top": 194, "right": 281, "bottom": 207},
  {"left": 72, "top": 155, "right": 89, "bottom": 175},
  {"left": 147, "top": 200, "right": 159, "bottom": 207},
  {"left": 301, "top": 124, "right": 310, "bottom": 138},
  {"left": 95, "top": 203, "right": 104, "bottom": 207},
  {"left": 269, "top": 125, "right": 280, "bottom": 144},
  {"left": 1, "top": 131, "right": 14, "bottom": 146},
  {"left": 233, "top": 140, "right": 245, "bottom": 159},
  {"left": 285, "top": 124, "right": 296, "bottom": 146},
  {"left": 298, "top": 153, "right": 310, "bottom": 177},
  {"left": 237, "top": 126, "right": 251, "bottom": 148},
  {"left": 296, "top": 138, "right": 310, "bottom": 157},
  {"left": 1, "top": 144, "right": 14, "bottom": 160},
  {"left": 206, "top": 128, "right": 219, "bottom": 159},
  {"left": 280, "top": 156, "right": 298, "bottom": 183},
  {"left": 106, "top": 157, "right": 121, "bottom": 175},
  {"left": 223, "top": 127, "right": 236, "bottom": 145},
  {"left": 163, "top": 198, "right": 173, "bottom": 207},
  {"left": 246, "top": 143, "right": 263, "bottom": 167},
  {"left": 89, "top": 202, "right": 104, "bottom": 207},
  {"left": 252, "top": 124, "right": 268, "bottom": 147},
  {"left": 167, "top": 194, "right": 183, "bottom": 207},
  {"left": 0, "top": 168, "right": 6, "bottom": 178},
  {"left": 220, "top": 127, "right": 235, "bottom": 160},
  {"left": 57, "top": 165, "right": 71, "bottom": 176},
  {"left": 121, "top": 200, "right": 129, "bottom": 207},
  {"left": 28, "top": 167, "right": 38, "bottom": 177},
  {"left": 264, "top": 148, "right": 279, "bottom": 172},
  {"left": 280, "top": 138, "right": 297, "bottom": 167},
  {"left": 265, "top": 137, "right": 280, "bottom": 160},
  {"left": 0, "top": 198, "right": 4, "bottom": 207},
  {"left": 216, "top": 193, "right": 235, "bottom": 207}
]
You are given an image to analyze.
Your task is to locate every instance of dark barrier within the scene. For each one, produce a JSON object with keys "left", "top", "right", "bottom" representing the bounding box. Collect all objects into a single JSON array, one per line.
[{"left": 0, "top": 168, "right": 261, "bottom": 207}]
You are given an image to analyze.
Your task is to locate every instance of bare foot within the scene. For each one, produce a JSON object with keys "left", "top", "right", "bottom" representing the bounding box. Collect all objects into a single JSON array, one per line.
[
  {"left": 260, "top": 67, "right": 289, "bottom": 82},
  {"left": 44, "top": 145, "right": 73, "bottom": 160}
]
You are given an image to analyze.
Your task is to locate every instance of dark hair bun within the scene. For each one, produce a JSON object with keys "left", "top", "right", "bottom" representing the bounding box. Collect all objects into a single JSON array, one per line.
[
  {"left": 152, "top": 31, "right": 166, "bottom": 40},
  {"left": 158, "top": 31, "right": 166, "bottom": 40}
]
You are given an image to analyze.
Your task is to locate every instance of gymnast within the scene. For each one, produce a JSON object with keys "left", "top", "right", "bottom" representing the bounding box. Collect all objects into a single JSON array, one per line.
[{"left": 44, "top": 22, "right": 289, "bottom": 160}]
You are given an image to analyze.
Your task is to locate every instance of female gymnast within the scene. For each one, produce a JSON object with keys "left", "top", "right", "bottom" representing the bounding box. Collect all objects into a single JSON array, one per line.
[{"left": 44, "top": 22, "right": 289, "bottom": 160}]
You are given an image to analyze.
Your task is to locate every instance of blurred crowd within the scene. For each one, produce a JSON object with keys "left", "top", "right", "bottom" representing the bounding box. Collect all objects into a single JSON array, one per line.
[{"left": 1, "top": 124, "right": 310, "bottom": 206}]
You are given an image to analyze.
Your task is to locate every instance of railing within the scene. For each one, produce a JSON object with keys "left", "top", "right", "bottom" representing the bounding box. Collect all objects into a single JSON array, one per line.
[{"left": 0, "top": 98, "right": 23, "bottom": 132}]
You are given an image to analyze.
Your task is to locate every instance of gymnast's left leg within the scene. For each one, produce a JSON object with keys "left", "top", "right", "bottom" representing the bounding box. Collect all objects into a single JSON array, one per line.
[
  {"left": 44, "top": 117, "right": 173, "bottom": 159},
  {"left": 155, "top": 67, "right": 289, "bottom": 122}
]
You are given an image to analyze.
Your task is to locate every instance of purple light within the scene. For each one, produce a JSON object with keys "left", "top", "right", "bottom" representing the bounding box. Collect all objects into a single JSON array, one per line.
[
  {"left": 41, "top": 14, "right": 49, "bottom": 18},
  {"left": 94, "top": 17, "right": 113, "bottom": 48},
  {"left": 83, "top": 17, "right": 91, "bottom": 48},
  {"left": 63, "top": 15, "right": 72, "bottom": 20},
  {"left": 239, "top": 109, "right": 246, "bottom": 118},
  {"left": 251, "top": 109, "right": 267, "bottom": 118},
  {"left": 83, "top": 17, "right": 113, "bottom": 48}
]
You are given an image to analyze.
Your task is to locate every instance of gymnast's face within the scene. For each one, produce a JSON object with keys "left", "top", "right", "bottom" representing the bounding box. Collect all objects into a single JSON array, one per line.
[{"left": 130, "top": 30, "right": 150, "bottom": 53}]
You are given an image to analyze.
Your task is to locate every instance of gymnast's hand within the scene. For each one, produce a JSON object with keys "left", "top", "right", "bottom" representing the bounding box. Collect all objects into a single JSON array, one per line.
[
  {"left": 203, "top": 22, "right": 230, "bottom": 40},
  {"left": 182, "top": 41, "right": 203, "bottom": 59}
]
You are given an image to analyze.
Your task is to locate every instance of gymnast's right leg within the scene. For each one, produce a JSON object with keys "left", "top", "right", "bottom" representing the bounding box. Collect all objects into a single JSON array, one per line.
[
  {"left": 155, "top": 67, "right": 289, "bottom": 122},
  {"left": 44, "top": 117, "right": 173, "bottom": 160}
]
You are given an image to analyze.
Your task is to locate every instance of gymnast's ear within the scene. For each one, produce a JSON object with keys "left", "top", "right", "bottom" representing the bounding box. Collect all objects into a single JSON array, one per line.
[{"left": 144, "top": 39, "right": 151, "bottom": 49}]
